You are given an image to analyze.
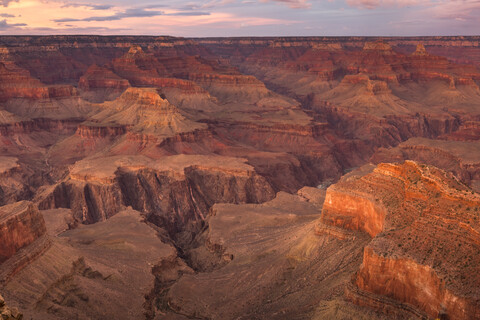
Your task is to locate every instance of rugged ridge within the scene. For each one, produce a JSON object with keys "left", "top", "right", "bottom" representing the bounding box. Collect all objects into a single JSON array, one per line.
[
  {"left": 40, "top": 155, "right": 275, "bottom": 235},
  {"left": 321, "top": 161, "right": 480, "bottom": 319}
]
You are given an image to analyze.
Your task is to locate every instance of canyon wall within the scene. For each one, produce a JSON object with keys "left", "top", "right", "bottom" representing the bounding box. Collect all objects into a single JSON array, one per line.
[
  {"left": 0, "top": 201, "right": 46, "bottom": 264},
  {"left": 321, "top": 161, "right": 480, "bottom": 320}
]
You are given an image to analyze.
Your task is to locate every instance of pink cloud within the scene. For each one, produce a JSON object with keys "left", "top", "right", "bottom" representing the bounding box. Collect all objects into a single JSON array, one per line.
[
  {"left": 261, "top": 0, "right": 311, "bottom": 9},
  {"left": 345, "top": 0, "right": 429, "bottom": 9},
  {"left": 429, "top": 0, "right": 480, "bottom": 20}
]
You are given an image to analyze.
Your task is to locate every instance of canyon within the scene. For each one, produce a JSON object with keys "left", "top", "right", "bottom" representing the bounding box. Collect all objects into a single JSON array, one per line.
[{"left": 0, "top": 35, "right": 479, "bottom": 320}]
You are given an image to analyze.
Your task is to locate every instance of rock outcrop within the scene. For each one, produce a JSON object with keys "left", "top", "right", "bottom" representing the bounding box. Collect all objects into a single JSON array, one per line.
[
  {"left": 371, "top": 138, "right": 480, "bottom": 190},
  {"left": 0, "top": 294, "right": 22, "bottom": 320},
  {"left": 80, "top": 87, "right": 206, "bottom": 139},
  {"left": 0, "top": 201, "right": 46, "bottom": 264},
  {"left": 40, "top": 155, "right": 275, "bottom": 234},
  {"left": 3, "top": 208, "right": 182, "bottom": 320},
  {"left": 411, "top": 43, "right": 428, "bottom": 56},
  {"left": 165, "top": 188, "right": 374, "bottom": 319},
  {"left": 78, "top": 64, "right": 130, "bottom": 102},
  {"left": 322, "top": 161, "right": 480, "bottom": 319},
  {"left": 78, "top": 65, "right": 130, "bottom": 91}
]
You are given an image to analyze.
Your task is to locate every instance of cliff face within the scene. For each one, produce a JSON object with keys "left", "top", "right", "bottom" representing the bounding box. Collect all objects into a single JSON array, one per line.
[
  {"left": 356, "top": 247, "right": 473, "bottom": 319},
  {"left": 78, "top": 64, "right": 130, "bottom": 102},
  {"left": 322, "top": 187, "right": 386, "bottom": 237},
  {"left": 164, "top": 188, "right": 374, "bottom": 319},
  {"left": 321, "top": 161, "right": 480, "bottom": 319},
  {"left": 0, "top": 62, "right": 79, "bottom": 103},
  {"left": 40, "top": 155, "right": 275, "bottom": 234},
  {"left": 82, "top": 87, "right": 206, "bottom": 138},
  {"left": 0, "top": 201, "right": 46, "bottom": 264}
]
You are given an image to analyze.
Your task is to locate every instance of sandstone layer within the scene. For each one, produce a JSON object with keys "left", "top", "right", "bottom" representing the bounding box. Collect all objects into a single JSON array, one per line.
[
  {"left": 322, "top": 161, "right": 480, "bottom": 319},
  {"left": 0, "top": 201, "right": 46, "bottom": 264}
]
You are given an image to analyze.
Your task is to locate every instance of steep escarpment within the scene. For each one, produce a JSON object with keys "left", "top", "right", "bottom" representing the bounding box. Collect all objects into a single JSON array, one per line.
[
  {"left": 321, "top": 161, "right": 480, "bottom": 319},
  {"left": 0, "top": 62, "right": 51, "bottom": 102},
  {"left": 78, "top": 64, "right": 130, "bottom": 91},
  {"left": 0, "top": 60, "right": 82, "bottom": 105},
  {"left": 214, "top": 39, "right": 480, "bottom": 158},
  {"left": 40, "top": 155, "right": 275, "bottom": 234},
  {"left": 0, "top": 201, "right": 46, "bottom": 264}
]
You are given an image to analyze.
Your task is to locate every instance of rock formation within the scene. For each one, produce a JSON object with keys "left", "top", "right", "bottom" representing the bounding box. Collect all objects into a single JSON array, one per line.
[
  {"left": 40, "top": 154, "right": 275, "bottom": 235},
  {"left": 0, "top": 294, "right": 22, "bottom": 320},
  {"left": 0, "top": 35, "right": 479, "bottom": 319},
  {"left": 371, "top": 137, "right": 480, "bottom": 191},
  {"left": 86, "top": 87, "right": 206, "bottom": 138},
  {"left": 322, "top": 161, "right": 480, "bottom": 319},
  {"left": 412, "top": 43, "right": 429, "bottom": 56},
  {"left": 78, "top": 64, "right": 130, "bottom": 102},
  {"left": 0, "top": 201, "right": 46, "bottom": 264}
]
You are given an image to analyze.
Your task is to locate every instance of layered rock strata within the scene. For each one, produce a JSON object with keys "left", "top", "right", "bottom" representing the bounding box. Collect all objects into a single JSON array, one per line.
[
  {"left": 322, "top": 161, "right": 480, "bottom": 319},
  {"left": 40, "top": 155, "right": 275, "bottom": 234},
  {"left": 0, "top": 201, "right": 46, "bottom": 264}
]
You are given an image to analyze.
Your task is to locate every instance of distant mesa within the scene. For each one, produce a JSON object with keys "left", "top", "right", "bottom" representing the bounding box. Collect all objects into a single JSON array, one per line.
[
  {"left": 83, "top": 87, "right": 206, "bottom": 137},
  {"left": 363, "top": 40, "right": 393, "bottom": 52},
  {"left": 412, "top": 43, "right": 429, "bottom": 56},
  {"left": 126, "top": 45, "right": 144, "bottom": 57},
  {"left": 312, "top": 43, "right": 343, "bottom": 50}
]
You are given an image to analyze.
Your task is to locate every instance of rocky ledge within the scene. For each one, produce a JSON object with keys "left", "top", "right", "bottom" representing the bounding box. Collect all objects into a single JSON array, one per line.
[{"left": 322, "top": 161, "right": 480, "bottom": 319}]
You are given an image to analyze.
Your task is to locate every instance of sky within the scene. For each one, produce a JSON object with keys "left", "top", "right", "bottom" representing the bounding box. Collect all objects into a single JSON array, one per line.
[{"left": 0, "top": 0, "right": 479, "bottom": 36}]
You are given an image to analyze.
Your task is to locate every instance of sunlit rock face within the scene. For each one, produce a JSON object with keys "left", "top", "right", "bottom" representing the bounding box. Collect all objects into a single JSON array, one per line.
[
  {"left": 0, "top": 293, "right": 22, "bottom": 320},
  {"left": 322, "top": 161, "right": 480, "bottom": 319},
  {"left": 0, "top": 35, "right": 479, "bottom": 320}
]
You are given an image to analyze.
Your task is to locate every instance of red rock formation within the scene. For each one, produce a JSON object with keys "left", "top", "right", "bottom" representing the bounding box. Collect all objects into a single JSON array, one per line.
[
  {"left": 411, "top": 43, "right": 428, "bottom": 56},
  {"left": 78, "top": 87, "right": 206, "bottom": 140},
  {"left": 0, "top": 62, "right": 50, "bottom": 102},
  {"left": 322, "top": 161, "right": 480, "bottom": 319},
  {"left": 78, "top": 64, "right": 130, "bottom": 91},
  {"left": 40, "top": 155, "right": 275, "bottom": 234},
  {"left": 75, "top": 123, "right": 128, "bottom": 139},
  {"left": 356, "top": 247, "right": 474, "bottom": 319},
  {"left": 0, "top": 201, "right": 46, "bottom": 264},
  {"left": 322, "top": 184, "right": 386, "bottom": 237},
  {"left": 1, "top": 35, "right": 480, "bottom": 319},
  {"left": 371, "top": 138, "right": 480, "bottom": 190},
  {"left": 108, "top": 45, "right": 269, "bottom": 103},
  {"left": 144, "top": 77, "right": 206, "bottom": 94}
]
